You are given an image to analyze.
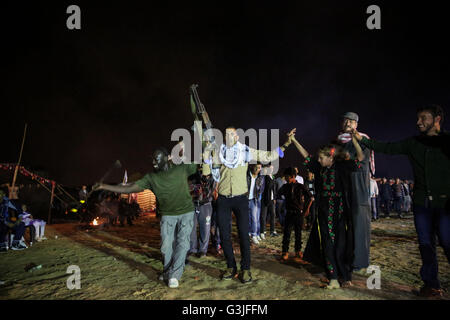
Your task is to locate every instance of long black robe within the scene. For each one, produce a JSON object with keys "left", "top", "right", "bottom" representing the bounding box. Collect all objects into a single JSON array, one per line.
[
  {"left": 341, "top": 141, "right": 372, "bottom": 269},
  {"left": 303, "top": 158, "right": 356, "bottom": 277}
]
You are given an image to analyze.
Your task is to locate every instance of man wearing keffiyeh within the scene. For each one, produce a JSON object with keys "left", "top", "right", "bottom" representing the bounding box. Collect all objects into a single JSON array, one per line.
[{"left": 335, "top": 112, "right": 374, "bottom": 271}]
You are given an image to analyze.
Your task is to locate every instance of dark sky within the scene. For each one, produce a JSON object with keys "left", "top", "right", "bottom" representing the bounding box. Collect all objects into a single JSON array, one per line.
[{"left": 2, "top": 1, "right": 449, "bottom": 186}]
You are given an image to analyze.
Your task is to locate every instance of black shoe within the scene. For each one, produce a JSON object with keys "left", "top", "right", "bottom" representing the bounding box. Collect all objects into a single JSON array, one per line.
[
  {"left": 222, "top": 268, "right": 238, "bottom": 280},
  {"left": 240, "top": 270, "right": 252, "bottom": 283},
  {"left": 197, "top": 252, "right": 207, "bottom": 258}
]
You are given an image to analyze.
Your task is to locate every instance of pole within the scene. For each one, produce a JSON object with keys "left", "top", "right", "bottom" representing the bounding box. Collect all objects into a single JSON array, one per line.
[
  {"left": 48, "top": 182, "right": 55, "bottom": 225},
  {"left": 10, "top": 123, "right": 28, "bottom": 198}
]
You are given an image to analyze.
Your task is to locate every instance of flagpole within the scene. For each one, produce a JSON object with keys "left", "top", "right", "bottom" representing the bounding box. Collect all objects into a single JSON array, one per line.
[{"left": 10, "top": 123, "right": 28, "bottom": 198}]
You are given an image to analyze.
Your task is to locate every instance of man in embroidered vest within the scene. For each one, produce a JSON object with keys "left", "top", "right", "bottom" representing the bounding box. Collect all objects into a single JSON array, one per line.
[{"left": 203, "top": 126, "right": 294, "bottom": 283}]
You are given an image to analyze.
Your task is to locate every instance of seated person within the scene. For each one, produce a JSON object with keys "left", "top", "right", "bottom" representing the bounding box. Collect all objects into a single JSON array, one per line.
[
  {"left": 0, "top": 190, "right": 27, "bottom": 251},
  {"left": 20, "top": 204, "right": 47, "bottom": 242}
]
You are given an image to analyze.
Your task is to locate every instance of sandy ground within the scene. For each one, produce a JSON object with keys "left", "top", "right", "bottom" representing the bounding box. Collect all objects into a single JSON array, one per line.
[{"left": 0, "top": 212, "right": 448, "bottom": 300}]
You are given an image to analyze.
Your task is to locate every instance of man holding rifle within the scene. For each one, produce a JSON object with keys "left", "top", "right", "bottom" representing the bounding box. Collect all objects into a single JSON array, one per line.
[
  {"left": 202, "top": 127, "right": 295, "bottom": 283},
  {"left": 190, "top": 84, "right": 295, "bottom": 283}
]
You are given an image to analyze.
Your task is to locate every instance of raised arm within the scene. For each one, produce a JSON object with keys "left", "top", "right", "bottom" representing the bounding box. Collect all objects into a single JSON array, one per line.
[
  {"left": 352, "top": 132, "right": 365, "bottom": 162},
  {"left": 290, "top": 129, "right": 310, "bottom": 159},
  {"left": 353, "top": 130, "right": 411, "bottom": 155},
  {"left": 94, "top": 182, "right": 144, "bottom": 194},
  {"left": 250, "top": 128, "right": 296, "bottom": 162}
]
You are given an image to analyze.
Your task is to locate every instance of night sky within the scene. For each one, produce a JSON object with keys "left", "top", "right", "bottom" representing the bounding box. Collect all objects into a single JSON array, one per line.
[{"left": 2, "top": 1, "right": 449, "bottom": 186}]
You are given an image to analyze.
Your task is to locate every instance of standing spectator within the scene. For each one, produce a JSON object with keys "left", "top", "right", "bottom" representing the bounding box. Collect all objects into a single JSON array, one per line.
[
  {"left": 370, "top": 176, "right": 379, "bottom": 220},
  {"left": 278, "top": 167, "right": 313, "bottom": 262},
  {"left": 79, "top": 185, "right": 88, "bottom": 202},
  {"left": 188, "top": 167, "right": 216, "bottom": 258},
  {"left": 378, "top": 178, "right": 392, "bottom": 218},
  {"left": 274, "top": 173, "right": 287, "bottom": 228},
  {"left": 260, "top": 164, "right": 278, "bottom": 238},
  {"left": 392, "top": 178, "right": 405, "bottom": 218},
  {"left": 247, "top": 163, "right": 264, "bottom": 244},
  {"left": 402, "top": 180, "right": 412, "bottom": 214}
]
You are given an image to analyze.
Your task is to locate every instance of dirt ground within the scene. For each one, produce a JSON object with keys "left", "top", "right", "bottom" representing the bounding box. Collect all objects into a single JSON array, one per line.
[{"left": 1, "top": 212, "right": 448, "bottom": 300}]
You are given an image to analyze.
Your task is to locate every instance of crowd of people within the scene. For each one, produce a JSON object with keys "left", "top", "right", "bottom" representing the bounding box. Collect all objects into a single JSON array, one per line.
[
  {"left": 370, "top": 177, "right": 414, "bottom": 220},
  {"left": 94, "top": 104, "right": 448, "bottom": 298},
  {"left": 3, "top": 103, "right": 446, "bottom": 299}
]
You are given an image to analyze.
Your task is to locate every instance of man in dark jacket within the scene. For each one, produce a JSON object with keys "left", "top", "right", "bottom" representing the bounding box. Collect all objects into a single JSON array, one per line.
[
  {"left": 247, "top": 163, "right": 264, "bottom": 245},
  {"left": 260, "top": 164, "right": 278, "bottom": 238},
  {"left": 378, "top": 178, "right": 393, "bottom": 217},
  {"left": 355, "top": 104, "right": 450, "bottom": 298},
  {"left": 392, "top": 178, "right": 405, "bottom": 218}
]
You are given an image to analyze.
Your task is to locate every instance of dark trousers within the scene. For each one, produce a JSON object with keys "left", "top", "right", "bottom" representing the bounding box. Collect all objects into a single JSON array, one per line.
[
  {"left": 413, "top": 205, "right": 450, "bottom": 289},
  {"left": 190, "top": 202, "right": 213, "bottom": 254},
  {"left": 393, "top": 197, "right": 404, "bottom": 216},
  {"left": 261, "top": 200, "right": 276, "bottom": 234},
  {"left": 370, "top": 197, "right": 378, "bottom": 219},
  {"left": 216, "top": 195, "right": 251, "bottom": 270},
  {"left": 282, "top": 211, "right": 303, "bottom": 253},
  {"left": 276, "top": 200, "right": 286, "bottom": 227},
  {"left": 380, "top": 198, "right": 391, "bottom": 215},
  {"left": 0, "top": 222, "right": 26, "bottom": 247},
  {"left": 210, "top": 203, "right": 221, "bottom": 249}
]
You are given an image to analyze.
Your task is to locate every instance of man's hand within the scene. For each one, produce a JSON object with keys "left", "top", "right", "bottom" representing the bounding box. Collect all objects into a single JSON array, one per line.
[
  {"left": 92, "top": 183, "right": 103, "bottom": 191},
  {"left": 304, "top": 210, "right": 310, "bottom": 218},
  {"left": 352, "top": 130, "right": 363, "bottom": 142},
  {"left": 284, "top": 128, "right": 296, "bottom": 147}
]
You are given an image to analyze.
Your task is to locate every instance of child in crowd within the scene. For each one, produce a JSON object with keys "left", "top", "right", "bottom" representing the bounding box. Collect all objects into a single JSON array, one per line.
[{"left": 277, "top": 167, "right": 313, "bottom": 262}]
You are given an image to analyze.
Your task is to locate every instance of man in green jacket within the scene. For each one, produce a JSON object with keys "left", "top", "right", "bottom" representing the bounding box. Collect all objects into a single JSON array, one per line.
[
  {"left": 94, "top": 146, "right": 198, "bottom": 289},
  {"left": 354, "top": 104, "right": 450, "bottom": 298}
]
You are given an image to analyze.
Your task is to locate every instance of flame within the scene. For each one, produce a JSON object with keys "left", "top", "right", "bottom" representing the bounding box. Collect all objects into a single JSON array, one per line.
[{"left": 92, "top": 218, "right": 99, "bottom": 226}]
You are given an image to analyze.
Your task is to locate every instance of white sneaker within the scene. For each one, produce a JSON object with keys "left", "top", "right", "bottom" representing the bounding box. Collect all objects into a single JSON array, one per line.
[
  {"left": 251, "top": 236, "right": 260, "bottom": 244},
  {"left": 168, "top": 278, "right": 179, "bottom": 288},
  {"left": 260, "top": 233, "right": 266, "bottom": 240},
  {"left": 40, "top": 236, "right": 48, "bottom": 241}
]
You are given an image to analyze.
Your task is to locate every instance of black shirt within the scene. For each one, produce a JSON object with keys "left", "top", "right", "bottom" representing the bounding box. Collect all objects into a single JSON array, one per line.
[{"left": 278, "top": 182, "right": 313, "bottom": 213}]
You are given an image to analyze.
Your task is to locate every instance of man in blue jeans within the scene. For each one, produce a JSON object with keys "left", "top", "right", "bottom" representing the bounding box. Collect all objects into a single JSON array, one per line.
[
  {"left": 355, "top": 104, "right": 450, "bottom": 298},
  {"left": 188, "top": 167, "right": 216, "bottom": 257},
  {"left": 95, "top": 146, "right": 198, "bottom": 289}
]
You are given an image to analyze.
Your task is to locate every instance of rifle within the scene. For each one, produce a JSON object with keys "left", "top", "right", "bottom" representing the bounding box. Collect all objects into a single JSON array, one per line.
[
  {"left": 189, "top": 84, "right": 221, "bottom": 181},
  {"left": 190, "top": 84, "right": 215, "bottom": 145}
]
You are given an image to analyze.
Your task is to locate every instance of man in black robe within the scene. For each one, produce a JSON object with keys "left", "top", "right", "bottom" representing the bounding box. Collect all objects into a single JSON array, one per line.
[{"left": 335, "top": 112, "right": 373, "bottom": 271}]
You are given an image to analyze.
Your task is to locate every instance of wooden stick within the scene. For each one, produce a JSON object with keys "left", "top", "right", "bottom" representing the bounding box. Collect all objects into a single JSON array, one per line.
[
  {"left": 11, "top": 123, "right": 28, "bottom": 190},
  {"left": 47, "top": 182, "right": 55, "bottom": 225}
]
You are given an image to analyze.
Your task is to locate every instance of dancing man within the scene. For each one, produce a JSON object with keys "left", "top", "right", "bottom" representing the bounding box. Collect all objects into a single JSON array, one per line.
[
  {"left": 354, "top": 104, "right": 450, "bottom": 297},
  {"left": 94, "top": 145, "right": 200, "bottom": 289},
  {"left": 203, "top": 126, "right": 294, "bottom": 283}
]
